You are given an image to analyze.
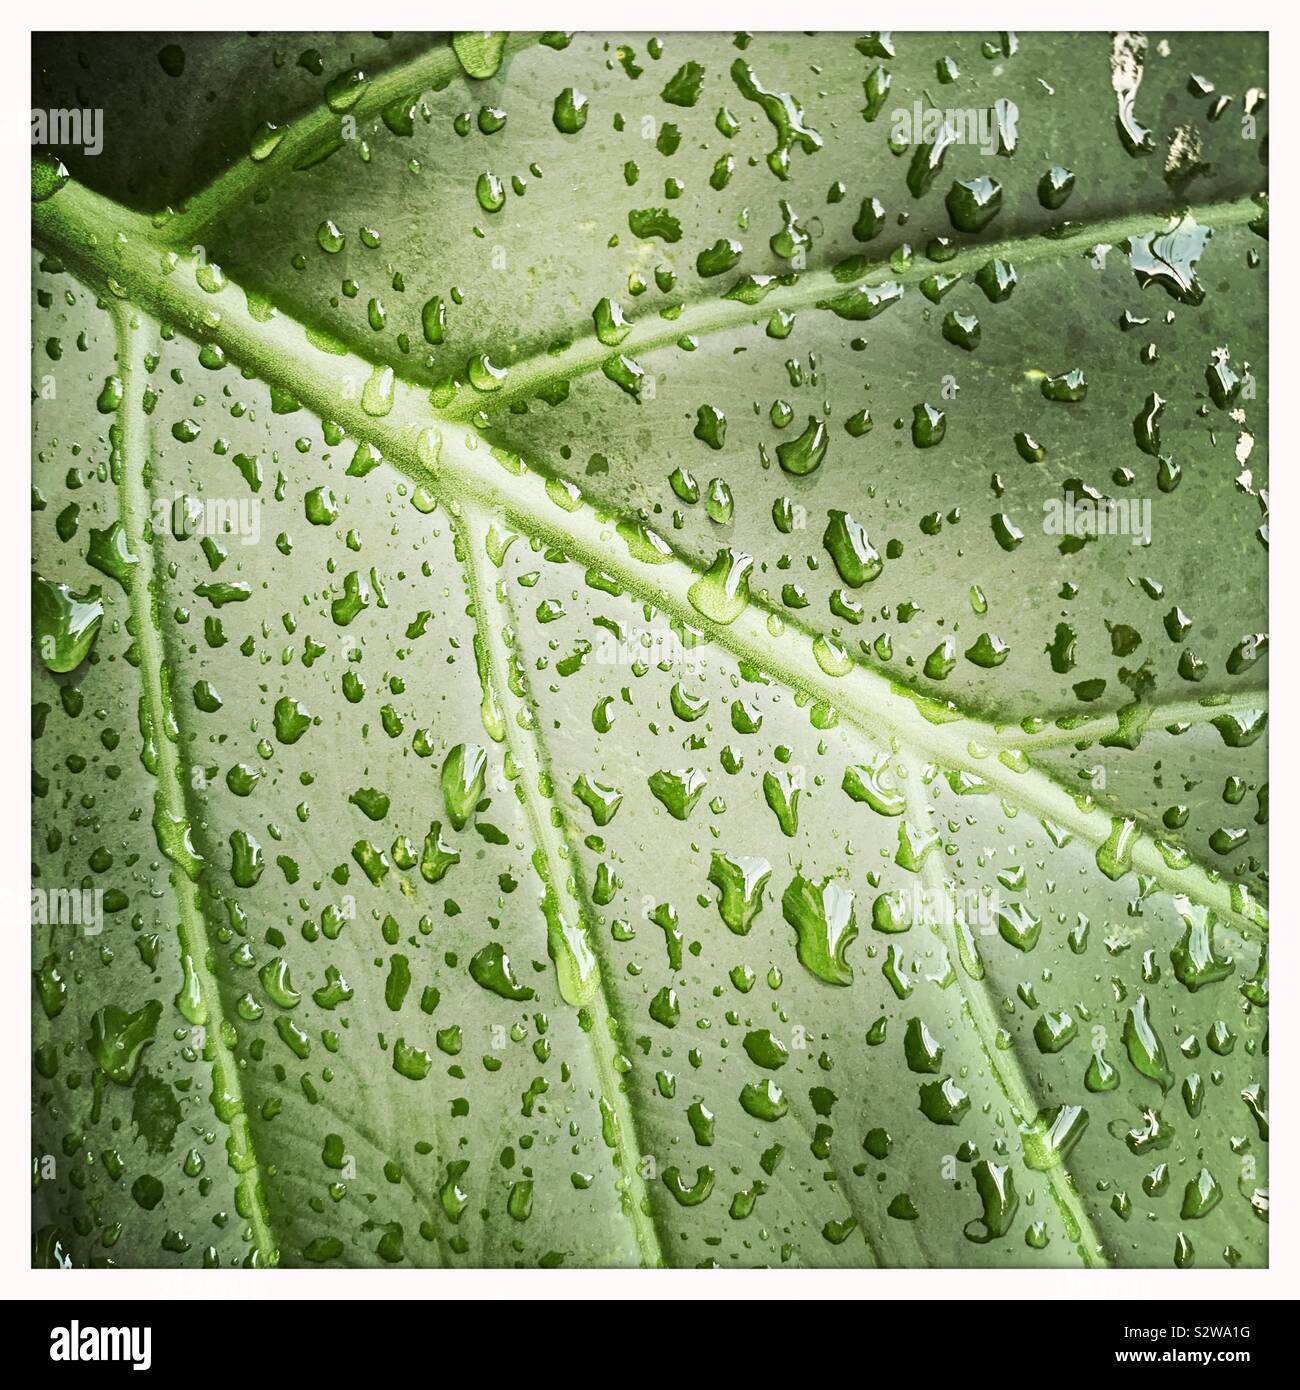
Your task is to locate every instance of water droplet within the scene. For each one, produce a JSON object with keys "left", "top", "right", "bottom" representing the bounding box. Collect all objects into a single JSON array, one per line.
[
  {"left": 32, "top": 575, "right": 103, "bottom": 672},
  {"left": 782, "top": 874, "right": 857, "bottom": 985},
  {"left": 688, "top": 548, "right": 752, "bottom": 624}
]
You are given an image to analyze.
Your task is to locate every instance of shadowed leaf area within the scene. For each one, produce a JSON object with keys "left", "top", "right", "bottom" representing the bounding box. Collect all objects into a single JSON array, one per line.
[{"left": 32, "top": 29, "right": 1267, "bottom": 1270}]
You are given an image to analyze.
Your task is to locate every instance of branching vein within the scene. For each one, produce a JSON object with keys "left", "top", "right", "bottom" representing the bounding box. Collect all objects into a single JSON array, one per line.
[{"left": 33, "top": 178, "right": 1266, "bottom": 938}]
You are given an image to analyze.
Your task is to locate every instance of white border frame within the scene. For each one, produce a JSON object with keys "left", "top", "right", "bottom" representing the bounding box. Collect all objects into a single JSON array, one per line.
[{"left": 3, "top": 1, "right": 1291, "bottom": 1300}]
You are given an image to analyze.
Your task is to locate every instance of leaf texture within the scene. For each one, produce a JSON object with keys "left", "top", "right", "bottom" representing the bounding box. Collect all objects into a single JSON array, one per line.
[{"left": 32, "top": 30, "right": 1267, "bottom": 1269}]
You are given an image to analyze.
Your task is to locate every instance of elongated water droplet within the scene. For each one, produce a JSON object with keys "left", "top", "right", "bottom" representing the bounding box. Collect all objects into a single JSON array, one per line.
[
  {"left": 964, "top": 1160, "right": 1018, "bottom": 1243},
  {"left": 782, "top": 874, "right": 857, "bottom": 985},
  {"left": 708, "top": 853, "right": 772, "bottom": 934},
  {"left": 1123, "top": 994, "right": 1174, "bottom": 1092},
  {"left": 442, "top": 743, "right": 486, "bottom": 831}
]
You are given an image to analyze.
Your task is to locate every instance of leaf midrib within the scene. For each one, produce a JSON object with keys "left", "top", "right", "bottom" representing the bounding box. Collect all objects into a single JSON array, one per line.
[
  {"left": 32, "top": 177, "right": 1267, "bottom": 940},
  {"left": 906, "top": 752, "right": 1110, "bottom": 1268},
  {"left": 111, "top": 309, "right": 278, "bottom": 1267},
  {"left": 454, "top": 505, "right": 667, "bottom": 1267}
]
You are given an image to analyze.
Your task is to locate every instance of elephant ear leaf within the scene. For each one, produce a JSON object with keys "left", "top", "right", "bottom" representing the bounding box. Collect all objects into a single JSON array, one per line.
[{"left": 32, "top": 29, "right": 1267, "bottom": 1270}]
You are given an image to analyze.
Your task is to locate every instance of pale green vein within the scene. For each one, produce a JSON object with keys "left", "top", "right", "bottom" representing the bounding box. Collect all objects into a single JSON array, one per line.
[
  {"left": 160, "top": 33, "right": 538, "bottom": 246},
  {"left": 33, "top": 181, "right": 1266, "bottom": 937},
  {"left": 439, "top": 194, "right": 1266, "bottom": 421},
  {"left": 453, "top": 505, "right": 666, "bottom": 1268},
  {"left": 31, "top": 179, "right": 1256, "bottom": 765},
  {"left": 991, "top": 688, "right": 1267, "bottom": 751},
  {"left": 904, "top": 753, "right": 1111, "bottom": 1269},
  {"left": 424, "top": 433, "right": 1269, "bottom": 941},
  {"left": 112, "top": 308, "right": 278, "bottom": 1267},
  {"left": 65, "top": 16, "right": 1263, "bottom": 424}
]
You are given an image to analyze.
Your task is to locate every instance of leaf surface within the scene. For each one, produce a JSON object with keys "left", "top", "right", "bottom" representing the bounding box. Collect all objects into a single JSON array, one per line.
[{"left": 32, "top": 30, "right": 1267, "bottom": 1269}]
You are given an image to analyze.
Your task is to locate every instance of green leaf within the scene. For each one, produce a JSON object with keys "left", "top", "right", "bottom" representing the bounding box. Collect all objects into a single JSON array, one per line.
[{"left": 32, "top": 30, "right": 1267, "bottom": 1270}]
